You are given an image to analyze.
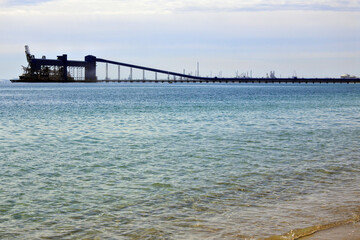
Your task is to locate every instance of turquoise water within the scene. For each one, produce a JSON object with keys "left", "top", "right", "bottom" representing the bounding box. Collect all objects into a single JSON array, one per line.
[{"left": 0, "top": 83, "right": 359, "bottom": 239}]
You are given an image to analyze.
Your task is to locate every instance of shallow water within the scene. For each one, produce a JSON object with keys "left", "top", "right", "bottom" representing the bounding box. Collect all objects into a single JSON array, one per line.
[{"left": 0, "top": 83, "right": 359, "bottom": 239}]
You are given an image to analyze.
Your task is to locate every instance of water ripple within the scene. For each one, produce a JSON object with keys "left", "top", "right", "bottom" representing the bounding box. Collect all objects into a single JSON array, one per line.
[{"left": 0, "top": 83, "right": 360, "bottom": 239}]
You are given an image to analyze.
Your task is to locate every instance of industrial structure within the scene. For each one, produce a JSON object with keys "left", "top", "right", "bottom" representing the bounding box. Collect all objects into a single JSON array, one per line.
[
  {"left": 16, "top": 46, "right": 96, "bottom": 82},
  {"left": 12, "top": 46, "right": 360, "bottom": 84}
]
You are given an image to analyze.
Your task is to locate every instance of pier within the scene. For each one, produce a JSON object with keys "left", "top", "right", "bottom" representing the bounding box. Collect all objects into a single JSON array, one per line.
[
  {"left": 97, "top": 78, "right": 360, "bottom": 84},
  {"left": 13, "top": 46, "right": 360, "bottom": 84}
]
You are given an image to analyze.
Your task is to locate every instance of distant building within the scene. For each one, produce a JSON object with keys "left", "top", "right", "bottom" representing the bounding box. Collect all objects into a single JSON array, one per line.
[{"left": 341, "top": 74, "right": 358, "bottom": 79}]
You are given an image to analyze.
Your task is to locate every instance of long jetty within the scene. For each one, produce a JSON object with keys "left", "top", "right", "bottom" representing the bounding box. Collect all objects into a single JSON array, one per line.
[
  {"left": 14, "top": 46, "right": 360, "bottom": 84},
  {"left": 95, "top": 57, "right": 360, "bottom": 84},
  {"left": 97, "top": 78, "right": 360, "bottom": 84}
]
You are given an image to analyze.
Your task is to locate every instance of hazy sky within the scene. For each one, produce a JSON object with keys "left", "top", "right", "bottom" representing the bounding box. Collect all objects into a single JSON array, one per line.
[{"left": 0, "top": 0, "right": 359, "bottom": 79}]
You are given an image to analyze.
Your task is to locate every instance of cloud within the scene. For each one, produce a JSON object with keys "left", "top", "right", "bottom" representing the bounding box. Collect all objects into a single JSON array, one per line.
[
  {"left": 174, "top": 0, "right": 360, "bottom": 12},
  {"left": 0, "top": 0, "right": 359, "bottom": 15},
  {"left": 0, "top": 0, "right": 52, "bottom": 7}
]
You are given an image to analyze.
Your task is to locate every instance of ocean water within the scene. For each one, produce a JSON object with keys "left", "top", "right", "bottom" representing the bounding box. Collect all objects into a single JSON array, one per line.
[{"left": 0, "top": 82, "right": 359, "bottom": 239}]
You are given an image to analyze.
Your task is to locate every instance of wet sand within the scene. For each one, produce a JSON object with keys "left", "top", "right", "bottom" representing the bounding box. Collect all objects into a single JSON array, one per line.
[{"left": 299, "top": 222, "right": 360, "bottom": 240}]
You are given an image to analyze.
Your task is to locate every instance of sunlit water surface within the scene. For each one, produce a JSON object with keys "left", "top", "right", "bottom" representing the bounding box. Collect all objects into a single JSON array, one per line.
[{"left": 0, "top": 83, "right": 359, "bottom": 239}]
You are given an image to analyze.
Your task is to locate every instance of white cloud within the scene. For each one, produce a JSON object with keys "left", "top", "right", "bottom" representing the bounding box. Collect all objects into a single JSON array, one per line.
[
  {"left": 0, "top": 0, "right": 359, "bottom": 16},
  {"left": 0, "top": 0, "right": 52, "bottom": 6},
  {"left": 176, "top": 0, "right": 360, "bottom": 12}
]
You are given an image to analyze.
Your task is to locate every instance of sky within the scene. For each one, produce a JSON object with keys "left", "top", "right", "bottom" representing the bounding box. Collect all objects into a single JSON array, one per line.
[{"left": 0, "top": 0, "right": 359, "bottom": 79}]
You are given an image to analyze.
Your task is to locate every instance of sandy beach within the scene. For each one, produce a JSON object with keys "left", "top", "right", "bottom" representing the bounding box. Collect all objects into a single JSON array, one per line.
[{"left": 300, "top": 222, "right": 360, "bottom": 240}]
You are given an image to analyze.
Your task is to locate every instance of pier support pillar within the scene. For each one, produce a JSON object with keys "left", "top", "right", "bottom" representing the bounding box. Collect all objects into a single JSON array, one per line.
[
  {"left": 118, "top": 66, "right": 120, "bottom": 80},
  {"left": 106, "top": 63, "right": 108, "bottom": 80},
  {"left": 85, "top": 55, "right": 97, "bottom": 81},
  {"left": 57, "top": 54, "right": 68, "bottom": 81}
]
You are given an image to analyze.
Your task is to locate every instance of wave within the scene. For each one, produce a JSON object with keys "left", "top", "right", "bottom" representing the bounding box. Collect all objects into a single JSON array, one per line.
[{"left": 264, "top": 214, "right": 360, "bottom": 240}]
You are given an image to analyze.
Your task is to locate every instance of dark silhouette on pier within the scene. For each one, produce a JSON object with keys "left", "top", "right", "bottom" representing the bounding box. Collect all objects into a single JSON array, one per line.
[{"left": 12, "top": 46, "right": 360, "bottom": 84}]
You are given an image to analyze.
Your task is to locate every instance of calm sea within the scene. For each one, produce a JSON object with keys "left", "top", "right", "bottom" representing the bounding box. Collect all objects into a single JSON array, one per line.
[{"left": 0, "top": 82, "right": 359, "bottom": 239}]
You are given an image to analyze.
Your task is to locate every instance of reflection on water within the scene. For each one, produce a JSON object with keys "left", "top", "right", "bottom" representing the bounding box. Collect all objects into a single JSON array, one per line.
[{"left": 0, "top": 83, "right": 359, "bottom": 239}]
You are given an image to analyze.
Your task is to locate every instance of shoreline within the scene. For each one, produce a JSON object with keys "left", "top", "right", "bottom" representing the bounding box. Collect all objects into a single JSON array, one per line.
[
  {"left": 299, "top": 222, "right": 360, "bottom": 240},
  {"left": 265, "top": 217, "right": 360, "bottom": 240}
]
